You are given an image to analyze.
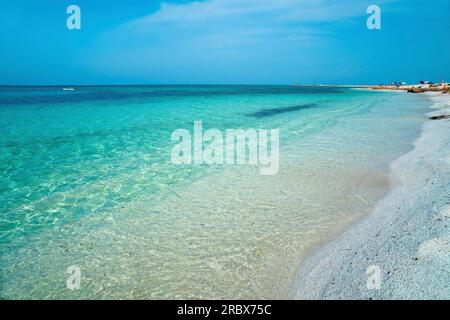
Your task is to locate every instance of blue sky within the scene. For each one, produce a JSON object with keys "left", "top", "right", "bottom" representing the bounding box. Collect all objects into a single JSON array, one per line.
[{"left": 0, "top": 0, "right": 449, "bottom": 85}]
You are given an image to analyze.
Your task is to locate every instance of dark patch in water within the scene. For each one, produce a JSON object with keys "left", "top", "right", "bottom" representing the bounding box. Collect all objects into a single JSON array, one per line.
[
  {"left": 247, "top": 103, "right": 316, "bottom": 118},
  {"left": 429, "top": 114, "right": 450, "bottom": 120}
]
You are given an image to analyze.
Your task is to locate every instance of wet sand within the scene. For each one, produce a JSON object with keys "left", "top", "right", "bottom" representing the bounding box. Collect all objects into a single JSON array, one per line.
[{"left": 290, "top": 93, "right": 450, "bottom": 299}]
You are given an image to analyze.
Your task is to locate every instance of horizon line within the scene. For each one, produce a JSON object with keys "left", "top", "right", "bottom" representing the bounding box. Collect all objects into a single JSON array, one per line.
[{"left": 0, "top": 83, "right": 417, "bottom": 87}]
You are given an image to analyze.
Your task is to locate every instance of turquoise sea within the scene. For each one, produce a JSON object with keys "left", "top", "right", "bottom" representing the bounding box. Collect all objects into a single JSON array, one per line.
[{"left": 0, "top": 86, "right": 429, "bottom": 298}]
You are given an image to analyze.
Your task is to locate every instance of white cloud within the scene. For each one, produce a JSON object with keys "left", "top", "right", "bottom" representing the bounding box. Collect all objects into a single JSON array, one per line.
[
  {"left": 85, "top": 0, "right": 394, "bottom": 83},
  {"left": 112, "top": 0, "right": 380, "bottom": 46},
  {"left": 130, "top": 0, "right": 373, "bottom": 25}
]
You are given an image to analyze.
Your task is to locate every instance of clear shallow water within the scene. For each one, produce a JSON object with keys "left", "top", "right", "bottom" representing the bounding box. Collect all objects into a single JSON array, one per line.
[{"left": 0, "top": 86, "right": 429, "bottom": 298}]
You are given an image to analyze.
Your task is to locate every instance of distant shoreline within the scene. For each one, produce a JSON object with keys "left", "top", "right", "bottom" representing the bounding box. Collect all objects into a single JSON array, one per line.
[
  {"left": 1, "top": 84, "right": 448, "bottom": 94},
  {"left": 292, "top": 83, "right": 450, "bottom": 94}
]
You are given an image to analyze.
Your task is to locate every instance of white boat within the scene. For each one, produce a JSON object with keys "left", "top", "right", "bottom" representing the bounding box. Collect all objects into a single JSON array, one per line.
[{"left": 62, "top": 87, "right": 76, "bottom": 91}]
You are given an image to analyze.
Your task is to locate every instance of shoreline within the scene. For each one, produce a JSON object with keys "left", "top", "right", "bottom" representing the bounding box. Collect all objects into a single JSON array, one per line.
[
  {"left": 294, "top": 84, "right": 450, "bottom": 94},
  {"left": 289, "top": 92, "right": 450, "bottom": 299},
  {"left": 365, "top": 87, "right": 450, "bottom": 94}
]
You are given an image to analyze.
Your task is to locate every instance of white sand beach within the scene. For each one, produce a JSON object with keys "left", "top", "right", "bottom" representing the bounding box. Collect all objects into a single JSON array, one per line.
[{"left": 290, "top": 92, "right": 450, "bottom": 299}]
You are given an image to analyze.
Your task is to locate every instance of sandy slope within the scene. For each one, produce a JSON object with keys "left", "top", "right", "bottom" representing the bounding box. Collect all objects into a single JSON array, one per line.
[{"left": 290, "top": 93, "right": 450, "bottom": 299}]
